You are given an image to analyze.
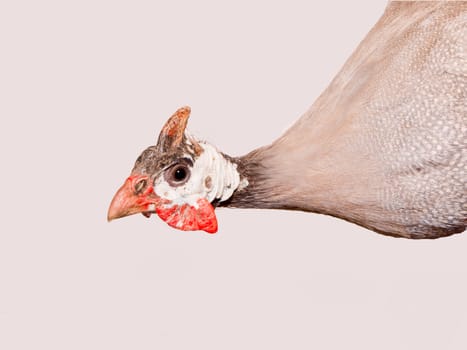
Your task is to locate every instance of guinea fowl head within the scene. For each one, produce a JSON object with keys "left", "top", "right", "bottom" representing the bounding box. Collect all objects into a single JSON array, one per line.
[{"left": 107, "top": 106, "right": 243, "bottom": 233}]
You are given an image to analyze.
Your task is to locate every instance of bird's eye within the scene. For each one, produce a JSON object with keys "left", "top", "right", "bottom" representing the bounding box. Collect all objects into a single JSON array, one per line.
[
  {"left": 173, "top": 167, "right": 187, "bottom": 181},
  {"left": 165, "top": 163, "right": 191, "bottom": 186}
]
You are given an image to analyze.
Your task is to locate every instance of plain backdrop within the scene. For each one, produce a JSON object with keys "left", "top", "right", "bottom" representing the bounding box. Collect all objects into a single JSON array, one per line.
[{"left": 1, "top": 1, "right": 466, "bottom": 349}]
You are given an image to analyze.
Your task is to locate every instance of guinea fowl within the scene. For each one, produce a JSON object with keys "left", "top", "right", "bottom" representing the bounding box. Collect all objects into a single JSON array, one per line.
[{"left": 108, "top": 2, "right": 466, "bottom": 239}]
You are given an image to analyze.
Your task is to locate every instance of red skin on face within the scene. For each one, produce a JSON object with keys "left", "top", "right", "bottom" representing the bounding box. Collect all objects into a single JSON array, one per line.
[{"left": 109, "top": 175, "right": 218, "bottom": 233}]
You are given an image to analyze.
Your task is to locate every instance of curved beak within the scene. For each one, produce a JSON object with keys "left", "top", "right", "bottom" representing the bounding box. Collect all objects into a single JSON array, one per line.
[{"left": 107, "top": 175, "right": 158, "bottom": 221}]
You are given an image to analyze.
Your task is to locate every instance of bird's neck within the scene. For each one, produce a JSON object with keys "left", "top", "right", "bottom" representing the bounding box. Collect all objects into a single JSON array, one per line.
[
  {"left": 217, "top": 145, "right": 292, "bottom": 210},
  {"left": 220, "top": 136, "right": 381, "bottom": 218},
  {"left": 194, "top": 140, "right": 278, "bottom": 209}
]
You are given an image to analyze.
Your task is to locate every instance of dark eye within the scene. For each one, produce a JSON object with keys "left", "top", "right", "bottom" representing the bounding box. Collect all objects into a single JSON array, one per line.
[
  {"left": 173, "top": 167, "right": 187, "bottom": 181},
  {"left": 165, "top": 163, "right": 191, "bottom": 186}
]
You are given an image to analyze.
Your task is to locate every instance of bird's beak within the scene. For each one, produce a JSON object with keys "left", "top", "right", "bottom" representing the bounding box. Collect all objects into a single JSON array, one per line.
[{"left": 107, "top": 175, "right": 159, "bottom": 221}]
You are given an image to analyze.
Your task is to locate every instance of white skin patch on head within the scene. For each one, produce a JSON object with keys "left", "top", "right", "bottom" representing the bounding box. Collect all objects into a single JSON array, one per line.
[{"left": 153, "top": 141, "right": 242, "bottom": 208}]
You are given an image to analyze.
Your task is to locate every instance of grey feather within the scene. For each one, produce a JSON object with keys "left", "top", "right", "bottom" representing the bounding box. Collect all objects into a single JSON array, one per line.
[{"left": 223, "top": 2, "right": 466, "bottom": 238}]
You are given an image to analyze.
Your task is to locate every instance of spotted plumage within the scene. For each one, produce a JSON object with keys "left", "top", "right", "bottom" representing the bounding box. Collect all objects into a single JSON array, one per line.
[{"left": 108, "top": 2, "right": 466, "bottom": 238}]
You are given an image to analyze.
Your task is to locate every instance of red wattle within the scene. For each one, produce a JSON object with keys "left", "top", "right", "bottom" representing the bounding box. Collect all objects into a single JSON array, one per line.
[
  {"left": 194, "top": 198, "right": 218, "bottom": 233},
  {"left": 156, "top": 198, "right": 218, "bottom": 234}
]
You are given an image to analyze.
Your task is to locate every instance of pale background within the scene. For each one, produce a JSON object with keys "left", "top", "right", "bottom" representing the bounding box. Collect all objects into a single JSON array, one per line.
[{"left": 1, "top": 1, "right": 466, "bottom": 349}]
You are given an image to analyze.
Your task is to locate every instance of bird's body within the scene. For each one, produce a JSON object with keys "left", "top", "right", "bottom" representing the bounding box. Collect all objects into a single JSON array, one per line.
[{"left": 108, "top": 2, "right": 466, "bottom": 238}]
